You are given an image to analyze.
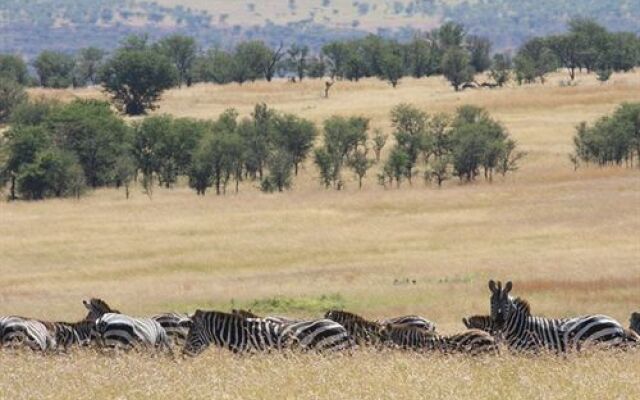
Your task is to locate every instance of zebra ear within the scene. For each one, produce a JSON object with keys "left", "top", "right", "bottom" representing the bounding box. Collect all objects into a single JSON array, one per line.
[
  {"left": 82, "top": 300, "right": 91, "bottom": 310},
  {"left": 504, "top": 281, "right": 513, "bottom": 294},
  {"left": 488, "top": 280, "right": 497, "bottom": 293},
  {"left": 462, "top": 318, "right": 471, "bottom": 328}
]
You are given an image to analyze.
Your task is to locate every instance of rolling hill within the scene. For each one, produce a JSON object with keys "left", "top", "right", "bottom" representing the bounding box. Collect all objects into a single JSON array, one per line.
[{"left": 1, "top": 0, "right": 639, "bottom": 59}]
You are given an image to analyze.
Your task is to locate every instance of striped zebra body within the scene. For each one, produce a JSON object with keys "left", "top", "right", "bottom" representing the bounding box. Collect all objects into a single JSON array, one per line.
[
  {"left": 279, "top": 319, "right": 355, "bottom": 352},
  {"left": 50, "top": 320, "right": 95, "bottom": 351},
  {"left": 489, "top": 280, "right": 632, "bottom": 353},
  {"left": 0, "top": 316, "right": 56, "bottom": 352},
  {"left": 382, "top": 325, "right": 498, "bottom": 356},
  {"left": 152, "top": 313, "right": 192, "bottom": 346},
  {"left": 184, "top": 310, "right": 286, "bottom": 355},
  {"left": 231, "top": 309, "right": 300, "bottom": 325},
  {"left": 184, "top": 310, "right": 354, "bottom": 356},
  {"left": 95, "top": 313, "right": 170, "bottom": 351},
  {"left": 325, "top": 310, "right": 384, "bottom": 346},
  {"left": 378, "top": 315, "right": 436, "bottom": 333}
]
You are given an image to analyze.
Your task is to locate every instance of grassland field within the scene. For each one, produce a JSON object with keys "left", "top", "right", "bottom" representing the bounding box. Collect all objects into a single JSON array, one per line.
[{"left": 1, "top": 71, "right": 639, "bottom": 399}]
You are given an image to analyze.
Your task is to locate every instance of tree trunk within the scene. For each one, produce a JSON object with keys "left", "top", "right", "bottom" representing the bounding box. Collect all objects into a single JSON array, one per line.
[{"left": 10, "top": 175, "right": 16, "bottom": 201}]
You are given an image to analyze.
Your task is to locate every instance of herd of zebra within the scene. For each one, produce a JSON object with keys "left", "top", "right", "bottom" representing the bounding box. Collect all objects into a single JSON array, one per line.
[{"left": 1, "top": 280, "right": 639, "bottom": 357}]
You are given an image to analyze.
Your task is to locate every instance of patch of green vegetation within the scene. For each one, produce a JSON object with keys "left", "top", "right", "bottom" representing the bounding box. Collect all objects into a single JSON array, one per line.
[{"left": 245, "top": 293, "right": 346, "bottom": 314}]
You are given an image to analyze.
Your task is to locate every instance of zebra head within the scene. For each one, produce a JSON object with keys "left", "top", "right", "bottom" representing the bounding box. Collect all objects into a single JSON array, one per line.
[
  {"left": 488, "top": 280, "right": 513, "bottom": 326},
  {"left": 462, "top": 315, "right": 501, "bottom": 334},
  {"left": 83, "top": 298, "right": 120, "bottom": 321},
  {"left": 183, "top": 310, "right": 210, "bottom": 356}
]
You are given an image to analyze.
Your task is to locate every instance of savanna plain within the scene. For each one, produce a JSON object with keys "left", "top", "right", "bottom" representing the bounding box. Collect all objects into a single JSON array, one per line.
[{"left": 1, "top": 71, "right": 639, "bottom": 399}]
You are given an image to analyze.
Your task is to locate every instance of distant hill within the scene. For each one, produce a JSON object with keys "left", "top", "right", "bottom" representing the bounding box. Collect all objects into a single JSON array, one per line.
[{"left": 1, "top": 0, "right": 639, "bottom": 59}]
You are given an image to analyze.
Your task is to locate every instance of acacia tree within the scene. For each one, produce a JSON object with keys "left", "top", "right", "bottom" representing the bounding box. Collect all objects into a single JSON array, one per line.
[
  {"left": 272, "top": 113, "right": 316, "bottom": 175},
  {"left": 287, "top": 44, "right": 309, "bottom": 82},
  {"left": 441, "top": 47, "right": 474, "bottom": 91},
  {"left": 75, "top": 47, "right": 105, "bottom": 85},
  {"left": 99, "top": 48, "right": 177, "bottom": 115},
  {"left": 157, "top": 35, "right": 197, "bottom": 87},
  {"left": 390, "top": 104, "right": 428, "bottom": 183},
  {"left": 314, "top": 116, "right": 368, "bottom": 189},
  {"left": 0, "top": 54, "right": 29, "bottom": 84},
  {"left": 0, "top": 78, "right": 27, "bottom": 123},
  {"left": 33, "top": 51, "right": 75, "bottom": 88}
]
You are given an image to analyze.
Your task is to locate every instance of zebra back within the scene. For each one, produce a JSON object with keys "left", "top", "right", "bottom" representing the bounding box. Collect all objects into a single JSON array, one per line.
[
  {"left": 378, "top": 315, "right": 436, "bottom": 333},
  {"left": 152, "top": 313, "right": 192, "bottom": 345},
  {"left": 52, "top": 320, "right": 96, "bottom": 350},
  {"left": 279, "top": 318, "right": 356, "bottom": 352},
  {"left": 231, "top": 309, "right": 299, "bottom": 325},
  {"left": 95, "top": 313, "right": 170, "bottom": 351},
  {"left": 231, "top": 309, "right": 260, "bottom": 318},
  {"left": 183, "top": 310, "right": 284, "bottom": 356},
  {"left": 0, "top": 316, "right": 55, "bottom": 352},
  {"left": 325, "top": 310, "right": 384, "bottom": 345},
  {"left": 381, "top": 325, "right": 498, "bottom": 356}
]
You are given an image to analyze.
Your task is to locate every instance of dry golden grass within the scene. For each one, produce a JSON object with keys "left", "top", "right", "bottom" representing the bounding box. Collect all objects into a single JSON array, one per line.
[
  {"left": 6, "top": 70, "right": 640, "bottom": 399},
  {"left": 2, "top": 349, "right": 639, "bottom": 399}
]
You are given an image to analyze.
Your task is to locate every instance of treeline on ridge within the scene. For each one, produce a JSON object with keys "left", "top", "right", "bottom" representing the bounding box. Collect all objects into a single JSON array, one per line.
[
  {"left": 0, "top": 100, "right": 524, "bottom": 200},
  {"left": 1, "top": 18, "right": 639, "bottom": 117}
]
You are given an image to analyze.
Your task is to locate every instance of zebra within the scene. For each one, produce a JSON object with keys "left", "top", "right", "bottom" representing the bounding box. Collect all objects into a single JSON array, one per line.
[
  {"left": 94, "top": 313, "right": 171, "bottom": 352},
  {"left": 0, "top": 316, "right": 56, "bottom": 352},
  {"left": 183, "top": 310, "right": 354, "bottom": 356},
  {"left": 380, "top": 324, "right": 499, "bottom": 356},
  {"left": 630, "top": 312, "right": 640, "bottom": 336},
  {"left": 82, "top": 298, "right": 120, "bottom": 321},
  {"left": 324, "top": 310, "right": 385, "bottom": 346},
  {"left": 462, "top": 315, "right": 501, "bottom": 335},
  {"left": 489, "top": 280, "right": 638, "bottom": 353},
  {"left": 152, "top": 313, "right": 192, "bottom": 346},
  {"left": 49, "top": 320, "right": 96, "bottom": 351},
  {"left": 231, "top": 309, "right": 301, "bottom": 325},
  {"left": 378, "top": 315, "right": 436, "bottom": 333}
]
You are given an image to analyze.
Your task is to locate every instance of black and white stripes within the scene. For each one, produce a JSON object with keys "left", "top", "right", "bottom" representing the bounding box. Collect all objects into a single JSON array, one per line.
[
  {"left": 1, "top": 282, "right": 636, "bottom": 357},
  {"left": 488, "top": 280, "right": 637, "bottom": 353},
  {"left": 183, "top": 310, "right": 354, "bottom": 356}
]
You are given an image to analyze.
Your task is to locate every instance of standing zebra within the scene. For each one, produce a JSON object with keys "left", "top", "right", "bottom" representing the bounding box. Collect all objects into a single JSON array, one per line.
[
  {"left": 630, "top": 312, "right": 640, "bottom": 336},
  {"left": 94, "top": 313, "right": 171, "bottom": 352},
  {"left": 0, "top": 316, "right": 56, "bottom": 352},
  {"left": 381, "top": 325, "right": 499, "bottom": 356},
  {"left": 183, "top": 310, "right": 354, "bottom": 356},
  {"left": 152, "top": 313, "right": 192, "bottom": 346},
  {"left": 378, "top": 315, "right": 436, "bottom": 333},
  {"left": 325, "top": 310, "right": 385, "bottom": 346},
  {"left": 489, "top": 280, "right": 637, "bottom": 352}
]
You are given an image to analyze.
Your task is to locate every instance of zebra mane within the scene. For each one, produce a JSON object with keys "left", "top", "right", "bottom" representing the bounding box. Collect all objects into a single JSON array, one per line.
[
  {"left": 512, "top": 297, "right": 532, "bottom": 316},
  {"left": 231, "top": 309, "right": 260, "bottom": 318},
  {"left": 194, "top": 310, "right": 247, "bottom": 323},
  {"left": 326, "top": 310, "right": 375, "bottom": 324}
]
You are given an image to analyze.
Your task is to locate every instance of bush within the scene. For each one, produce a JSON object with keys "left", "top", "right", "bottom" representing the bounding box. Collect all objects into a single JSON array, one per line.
[
  {"left": 99, "top": 47, "right": 177, "bottom": 115},
  {"left": 0, "top": 78, "right": 27, "bottom": 123},
  {"left": 572, "top": 102, "right": 640, "bottom": 167}
]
